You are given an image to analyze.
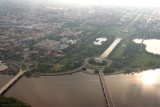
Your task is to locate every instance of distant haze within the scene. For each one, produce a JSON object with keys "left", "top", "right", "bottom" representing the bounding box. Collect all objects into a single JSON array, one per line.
[{"left": 2, "top": 0, "right": 159, "bottom": 7}]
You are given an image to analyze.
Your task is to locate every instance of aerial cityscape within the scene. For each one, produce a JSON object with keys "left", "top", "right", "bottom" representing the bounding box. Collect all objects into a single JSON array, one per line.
[{"left": 1, "top": 0, "right": 160, "bottom": 107}]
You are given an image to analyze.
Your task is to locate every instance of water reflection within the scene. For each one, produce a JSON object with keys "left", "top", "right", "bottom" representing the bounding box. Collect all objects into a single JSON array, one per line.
[
  {"left": 133, "top": 39, "right": 160, "bottom": 55},
  {"left": 141, "top": 69, "right": 160, "bottom": 84},
  {"left": 105, "top": 69, "right": 160, "bottom": 107}
]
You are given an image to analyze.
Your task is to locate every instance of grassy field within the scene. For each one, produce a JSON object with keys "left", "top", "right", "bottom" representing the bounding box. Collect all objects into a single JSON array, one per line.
[
  {"left": 109, "top": 39, "right": 128, "bottom": 58},
  {"left": 110, "top": 45, "right": 126, "bottom": 58},
  {"left": 109, "top": 37, "right": 160, "bottom": 71},
  {"left": 102, "top": 26, "right": 122, "bottom": 37},
  {"left": 132, "top": 53, "right": 160, "bottom": 67},
  {"left": 78, "top": 24, "right": 104, "bottom": 33}
]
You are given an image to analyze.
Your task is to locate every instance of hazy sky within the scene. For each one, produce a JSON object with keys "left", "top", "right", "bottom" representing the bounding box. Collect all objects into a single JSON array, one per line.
[
  {"left": 10, "top": 0, "right": 160, "bottom": 7},
  {"left": 58, "top": 0, "right": 160, "bottom": 7}
]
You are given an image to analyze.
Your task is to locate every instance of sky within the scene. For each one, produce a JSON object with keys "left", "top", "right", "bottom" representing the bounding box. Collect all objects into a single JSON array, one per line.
[
  {"left": 58, "top": 0, "right": 160, "bottom": 7},
  {"left": 9, "top": 0, "right": 160, "bottom": 7}
]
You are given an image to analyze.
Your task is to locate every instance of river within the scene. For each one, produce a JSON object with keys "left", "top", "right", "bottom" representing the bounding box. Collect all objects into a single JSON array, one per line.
[
  {"left": 1, "top": 72, "right": 105, "bottom": 107},
  {"left": 105, "top": 69, "right": 160, "bottom": 107},
  {"left": 1, "top": 69, "right": 160, "bottom": 107}
]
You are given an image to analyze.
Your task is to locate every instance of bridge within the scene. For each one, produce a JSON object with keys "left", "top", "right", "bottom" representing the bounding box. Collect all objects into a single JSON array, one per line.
[
  {"left": 99, "top": 68, "right": 114, "bottom": 107},
  {"left": 99, "top": 38, "right": 122, "bottom": 107},
  {"left": 84, "top": 38, "right": 122, "bottom": 107},
  {"left": 0, "top": 69, "right": 26, "bottom": 95}
]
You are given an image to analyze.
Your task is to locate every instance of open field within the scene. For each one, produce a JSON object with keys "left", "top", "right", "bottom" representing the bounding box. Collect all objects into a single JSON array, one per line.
[
  {"left": 132, "top": 53, "right": 160, "bottom": 67},
  {"left": 109, "top": 40, "right": 128, "bottom": 58}
]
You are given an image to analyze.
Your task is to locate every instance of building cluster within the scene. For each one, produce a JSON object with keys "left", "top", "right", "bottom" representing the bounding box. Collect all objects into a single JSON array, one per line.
[
  {"left": 34, "top": 39, "right": 60, "bottom": 50},
  {"left": 143, "top": 11, "right": 160, "bottom": 31},
  {"left": 119, "top": 9, "right": 160, "bottom": 32},
  {"left": 0, "top": 2, "right": 120, "bottom": 60},
  {"left": 2, "top": 1, "right": 160, "bottom": 61}
]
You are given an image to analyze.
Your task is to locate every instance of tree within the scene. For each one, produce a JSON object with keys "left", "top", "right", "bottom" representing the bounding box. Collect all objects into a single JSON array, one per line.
[
  {"left": 82, "top": 67, "right": 86, "bottom": 71},
  {"left": 103, "top": 67, "right": 115, "bottom": 73}
]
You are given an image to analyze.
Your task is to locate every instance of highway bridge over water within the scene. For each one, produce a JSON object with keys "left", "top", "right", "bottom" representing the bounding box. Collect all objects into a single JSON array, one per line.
[
  {"left": 98, "top": 68, "right": 114, "bottom": 107},
  {"left": 0, "top": 69, "right": 26, "bottom": 95},
  {"left": 99, "top": 38, "right": 122, "bottom": 107},
  {"left": 100, "top": 38, "right": 122, "bottom": 107},
  {"left": 85, "top": 38, "right": 122, "bottom": 107}
]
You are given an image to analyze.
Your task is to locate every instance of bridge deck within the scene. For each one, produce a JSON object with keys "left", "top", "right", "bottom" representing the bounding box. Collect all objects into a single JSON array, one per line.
[
  {"left": 0, "top": 69, "right": 24, "bottom": 95},
  {"left": 99, "top": 69, "right": 114, "bottom": 107},
  {"left": 99, "top": 38, "right": 122, "bottom": 107}
]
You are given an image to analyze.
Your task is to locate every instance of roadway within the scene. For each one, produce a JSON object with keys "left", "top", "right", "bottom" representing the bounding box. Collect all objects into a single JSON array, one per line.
[
  {"left": 40, "top": 65, "right": 84, "bottom": 76},
  {"left": 0, "top": 69, "right": 26, "bottom": 95},
  {"left": 84, "top": 58, "right": 114, "bottom": 107},
  {"left": 145, "top": 11, "right": 155, "bottom": 28},
  {"left": 84, "top": 38, "right": 123, "bottom": 107},
  {"left": 99, "top": 68, "right": 114, "bottom": 107},
  {"left": 99, "top": 38, "right": 122, "bottom": 107}
]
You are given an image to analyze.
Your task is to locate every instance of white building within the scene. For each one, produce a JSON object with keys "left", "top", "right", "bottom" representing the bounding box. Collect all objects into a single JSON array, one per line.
[{"left": 94, "top": 57, "right": 103, "bottom": 64}]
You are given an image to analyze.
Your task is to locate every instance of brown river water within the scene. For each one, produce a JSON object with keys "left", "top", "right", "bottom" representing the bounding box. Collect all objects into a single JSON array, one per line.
[{"left": 1, "top": 69, "right": 160, "bottom": 107}]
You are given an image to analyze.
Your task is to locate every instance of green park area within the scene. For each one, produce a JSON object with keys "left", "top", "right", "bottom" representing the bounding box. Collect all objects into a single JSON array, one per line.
[
  {"left": 25, "top": 24, "right": 115, "bottom": 74},
  {"left": 108, "top": 27, "right": 160, "bottom": 73},
  {"left": 3, "top": 17, "right": 160, "bottom": 75},
  {"left": 88, "top": 58, "right": 108, "bottom": 66},
  {"left": 21, "top": 23, "right": 160, "bottom": 74}
]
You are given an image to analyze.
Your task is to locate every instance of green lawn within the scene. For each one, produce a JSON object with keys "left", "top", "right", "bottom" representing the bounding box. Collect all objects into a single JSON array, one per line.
[
  {"left": 111, "top": 45, "right": 126, "bottom": 58},
  {"left": 132, "top": 53, "right": 160, "bottom": 66},
  {"left": 102, "top": 26, "right": 122, "bottom": 37},
  {"left": 110, "top": 40, "right": 128, "bottom": 58},
  {"left": 78, "top": 24, "right": 103, "bottom": 33}
]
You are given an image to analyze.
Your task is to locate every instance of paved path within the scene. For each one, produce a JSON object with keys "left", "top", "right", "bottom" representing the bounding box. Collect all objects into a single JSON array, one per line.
[{"left": 101, "top": 38, "right": 122, "bottom": 59}]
